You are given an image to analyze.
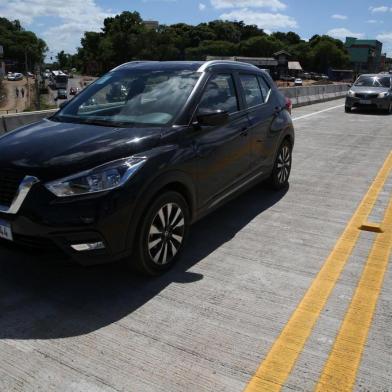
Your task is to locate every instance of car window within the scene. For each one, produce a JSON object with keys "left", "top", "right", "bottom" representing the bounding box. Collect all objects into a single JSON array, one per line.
[
  {"left": 198, "top": 74, "right": 239, "bottom": 114},
  {"left": 240, "top": 74, "right": 263, "bottom": 108},
  {"left": 55, "top": 70, "right": 200, "bottom": 126},
  {"left": 257, "top": 76, "right": 271, "bottom": 102}
]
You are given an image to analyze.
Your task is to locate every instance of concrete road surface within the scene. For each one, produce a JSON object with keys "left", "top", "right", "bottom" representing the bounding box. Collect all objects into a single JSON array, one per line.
[{"left": 0, "top": 99, "right": 391, "bottom": 391}]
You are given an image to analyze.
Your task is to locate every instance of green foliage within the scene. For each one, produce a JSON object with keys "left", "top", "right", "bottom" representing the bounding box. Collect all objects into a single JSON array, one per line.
[
  {"left": 0, "top": 17, "right": 47, "bottom": 71},
  {"left": 45, "top": 11, "right": 350, "bottom": 76}
]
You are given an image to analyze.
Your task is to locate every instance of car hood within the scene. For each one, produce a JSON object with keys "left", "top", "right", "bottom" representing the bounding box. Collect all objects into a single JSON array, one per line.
[
  {"left": 351, "top": 86, "right": 390, "bottom": 94},
  {"left": 0, "top": 118, "right": 163, "bottom": 181}
]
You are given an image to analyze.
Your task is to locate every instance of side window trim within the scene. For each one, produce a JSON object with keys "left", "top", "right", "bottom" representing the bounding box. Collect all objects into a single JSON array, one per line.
[{"left": 257, "top": 75, "right": 272, "bottom": 105}]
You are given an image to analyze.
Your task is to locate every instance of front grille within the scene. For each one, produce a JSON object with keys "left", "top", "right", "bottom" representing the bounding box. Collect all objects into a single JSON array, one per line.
[
  {"left": 0, "top": 170, "right": 25, "bottom": 207},
  {"left": 355, "top": 93, "right": 378, "bottom": 99}
]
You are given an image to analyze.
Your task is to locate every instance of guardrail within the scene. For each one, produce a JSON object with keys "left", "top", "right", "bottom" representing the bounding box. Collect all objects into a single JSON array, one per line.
[{"left": 0, "top": 84, "right": 349, "bottom": 134}]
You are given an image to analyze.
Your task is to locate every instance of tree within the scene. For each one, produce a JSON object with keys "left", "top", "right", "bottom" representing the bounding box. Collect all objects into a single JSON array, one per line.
[
  {"left": 240, "top": 36, "right": 284, "bottom": 57},
  {"left": 0, "top": 17, "right": 47, "bottom": 71}
]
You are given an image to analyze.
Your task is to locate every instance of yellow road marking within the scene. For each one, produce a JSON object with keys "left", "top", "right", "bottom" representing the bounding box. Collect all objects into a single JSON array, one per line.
[
  {"left": 243, "top": 152, "right": 392, "bottom": 392},
  {"left": 315, "top": 193, "right": 392, "bottom": 391}
]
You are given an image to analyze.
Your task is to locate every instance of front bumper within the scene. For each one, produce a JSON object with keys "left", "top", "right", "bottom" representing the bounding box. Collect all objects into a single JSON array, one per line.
[
  {"left": 0, "top": 182, "right": 137, "bottom": 265},
  {"left": 345, "top": 96, "right": 391, "bottom": 110}
]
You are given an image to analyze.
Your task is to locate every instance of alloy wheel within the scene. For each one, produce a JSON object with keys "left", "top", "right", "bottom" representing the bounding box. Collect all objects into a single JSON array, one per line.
[
  {"left": 147, "top": 202, "right": 185, "bottom": 265},
  {"left": 276, "top": 145, "right": 291, "bottom": 184}
]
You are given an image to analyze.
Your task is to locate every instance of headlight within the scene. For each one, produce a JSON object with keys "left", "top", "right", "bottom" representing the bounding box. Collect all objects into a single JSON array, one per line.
[
  {"left": 45, "top": 157, "right": 146, "bottom": 197},
  {"left": 347, "top": 90, "right": 355, "bottom": 97},
  {"left": 378, "top": 92, "right": 390, "bottom": 98}
]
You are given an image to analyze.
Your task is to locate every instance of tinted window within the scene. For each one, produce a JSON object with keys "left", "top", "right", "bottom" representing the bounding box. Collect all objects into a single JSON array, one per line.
[
  {"left": 240, "top": 74, "right": 263, "bottom": 108},
  {"left": 198, "top": 74, "right": 239, "bottom": 114},
  {"left": 258, "top": 76, "right": 271, "bottom": 102},
  {"left": 354, "top": 76, "right": 391, "bottom": 88}
]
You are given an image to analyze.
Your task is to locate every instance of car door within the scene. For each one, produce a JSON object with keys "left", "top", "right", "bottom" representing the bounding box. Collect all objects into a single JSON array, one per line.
[
  {"left": 238, "top": 73, "right": 277, "bottom": 174},
  {"left": 193, "top": 73, "right": 251, "bottom": 208}
]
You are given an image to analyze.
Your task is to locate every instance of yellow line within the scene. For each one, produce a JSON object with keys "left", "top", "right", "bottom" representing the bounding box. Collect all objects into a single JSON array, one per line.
[
  {"left": 243, "top": 152, "right": 392, "bottom": 392},
  {"left": 315, "top": 189, "right": 392, "bottom": 391}
]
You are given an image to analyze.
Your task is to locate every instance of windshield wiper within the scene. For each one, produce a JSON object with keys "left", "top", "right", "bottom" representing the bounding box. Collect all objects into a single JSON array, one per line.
[{"left": 75, "top": 118, "right": 135, "bottom": 127}]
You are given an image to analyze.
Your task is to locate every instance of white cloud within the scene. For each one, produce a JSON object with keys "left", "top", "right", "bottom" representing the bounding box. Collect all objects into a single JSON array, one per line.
[
  {"left": 366, "top": 19, "right": 383, "bottom": 23},
  {"left": 0, "top": 0, "right": 113, "bottom": 54},
  {"left": 377, "top": 33, "right": 392, "bottom": 56},
  {"left": 220, "top": 9, "right": 298, "bottom": 30},
  {"left": 199, "top": 3, "right": 206, "bottom": 11},
  {"left": 327, "top": 28, "right": 364, "bottom": 40},
  {"left": 211, "top": 0, "right": 287, "bottom": 11},
  {"left": 331, "top": 14, "right": 347, "bottom": 20},
  {"left": 377, "top": 32, "right": 392, "bottom": 42},
  {"left": 369, "top": 5, "right": 390, "bottom": 13}
]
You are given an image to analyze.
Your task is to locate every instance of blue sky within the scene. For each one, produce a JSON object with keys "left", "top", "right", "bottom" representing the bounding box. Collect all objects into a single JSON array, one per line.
[{"left": 0, "top": 0, "right": 391, "bottom": 57}]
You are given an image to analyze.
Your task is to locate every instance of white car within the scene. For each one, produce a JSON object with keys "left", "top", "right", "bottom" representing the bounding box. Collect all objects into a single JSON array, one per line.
[{"left": 294, "top": 78, "right": 303, "bottom": 86}]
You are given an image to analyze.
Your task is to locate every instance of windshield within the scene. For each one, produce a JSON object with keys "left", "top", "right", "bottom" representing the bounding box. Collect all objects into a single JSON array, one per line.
[
  {"left": 56, "top": 75, "right": 68, "bottom": 82},
  {"left": 354, "top": 76, "right": 391, "bottom": 88},
  {"left": 53, "top": 69, "right": 200, "bottom": 127}
]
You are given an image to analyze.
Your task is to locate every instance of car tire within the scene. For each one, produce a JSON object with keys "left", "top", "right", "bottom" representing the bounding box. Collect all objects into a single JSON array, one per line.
[
  {"left": 386, "top": 102, "right": 392, "bottom": 115},
  {"left": 268, "top": 139, "right": 292, "bottom": 190},
  {"left": 131, "top": 191, "right": 190, "bottom": 276},
  {"left": 345, "top": 106, "right": 351, "bottom": 113}
]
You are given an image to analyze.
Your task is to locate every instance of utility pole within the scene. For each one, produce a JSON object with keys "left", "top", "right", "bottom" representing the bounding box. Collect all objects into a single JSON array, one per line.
[
  {"left": 24, "top": 48, "right": 30, "bottom": 109},
  {"left": 35, "top": 64, "right": 40, "bottom": 111}
]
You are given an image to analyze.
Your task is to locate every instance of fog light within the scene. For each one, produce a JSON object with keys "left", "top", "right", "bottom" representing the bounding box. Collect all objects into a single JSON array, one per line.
[{"left": 71, "top": 242, "right": 105, "bottom": 251}]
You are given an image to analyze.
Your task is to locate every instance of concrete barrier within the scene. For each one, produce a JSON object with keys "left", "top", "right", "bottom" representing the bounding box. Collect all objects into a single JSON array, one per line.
[
  {"left": 0, "top": 84, "right": 349, "bottom": 134},
  {"left": 280, "top": 83, "right": 349, "bottom": 107},
  {"left": 0, "top": 109, "right": 57, "bottom": 134}
]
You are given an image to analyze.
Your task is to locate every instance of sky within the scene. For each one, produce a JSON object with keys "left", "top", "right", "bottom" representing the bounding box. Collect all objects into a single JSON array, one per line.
[{"left": 0, "top": 0, "right": 391, "bottom": 58}]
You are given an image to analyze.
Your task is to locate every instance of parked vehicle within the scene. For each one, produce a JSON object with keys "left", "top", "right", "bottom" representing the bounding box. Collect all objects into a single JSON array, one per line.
[
  {"left": 294, "top": 78, "right": 303, "bottom": 86},
  {"left": 7, "top": 72, "right": 23, "bottom": 81},
  {"left": 0, "top": 61, "right": 294, "bottom": 275},
  {"left": 345, "top": 74, "right": 392, "bottom": 113}
]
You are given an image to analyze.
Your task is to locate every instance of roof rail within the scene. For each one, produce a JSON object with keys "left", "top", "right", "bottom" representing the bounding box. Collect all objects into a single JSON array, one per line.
[
  {"left": 110, "top": 61, "right": 157, "bottom": 72},
  {"left": 197, "top": 60, "right": 259, "bottom": 72}
]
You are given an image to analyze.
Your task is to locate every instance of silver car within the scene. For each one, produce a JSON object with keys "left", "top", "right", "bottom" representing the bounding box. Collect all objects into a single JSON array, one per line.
[{"left": 345, "top": 74, "right": 392, "bottom": 114}]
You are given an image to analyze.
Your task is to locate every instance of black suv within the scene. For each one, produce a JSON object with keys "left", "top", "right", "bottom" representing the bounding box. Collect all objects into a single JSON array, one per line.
[{"left": 0, "top": 61, "right": 294, "bottom": 275}]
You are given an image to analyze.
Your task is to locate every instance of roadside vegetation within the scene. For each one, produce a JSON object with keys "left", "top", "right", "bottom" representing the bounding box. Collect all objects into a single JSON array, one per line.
[
  {"left": 57, "top": 11, "right": 350, "bottom": 76},
  {"left": 0, "top": 17, "right": 47, "bottom": 71}
]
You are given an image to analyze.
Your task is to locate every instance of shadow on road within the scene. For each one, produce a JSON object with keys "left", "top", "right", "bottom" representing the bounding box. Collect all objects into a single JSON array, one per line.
[
  {"left": 348, "top": 108, "right": 391, "bottom": 116},
  {"left": 0, "top": 184, "right": 288, "bottom": 339}
]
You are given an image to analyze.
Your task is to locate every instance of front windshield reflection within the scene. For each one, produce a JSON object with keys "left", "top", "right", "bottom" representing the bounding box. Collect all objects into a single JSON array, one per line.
[{"left": 54, "top": 70, "right": 200, "bottom": 127}]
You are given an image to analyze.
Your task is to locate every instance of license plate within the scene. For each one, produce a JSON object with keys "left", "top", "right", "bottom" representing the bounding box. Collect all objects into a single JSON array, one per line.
[
  {"left": 360, "top": 99, "right": 371, "bottom": 104},
  {"left": 0, "top": 219, "right": 13, "bottom": 241}
]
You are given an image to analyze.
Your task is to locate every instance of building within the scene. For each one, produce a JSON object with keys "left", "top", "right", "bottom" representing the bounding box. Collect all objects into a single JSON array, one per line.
[
  {"left": 288, "top": 61, "right": 303, "bottom": 77},
  {"left": 273, "top": 50, "right": 291, "bottom": 79},
  {"left": 380, "top": 53, "right": 392, "bottom": 72},
  {"left": 345, "top": 37, "right": 383, "bottom": 74},
  {"left": 144, "top": 20, "right": 159, "bottom": 31}
]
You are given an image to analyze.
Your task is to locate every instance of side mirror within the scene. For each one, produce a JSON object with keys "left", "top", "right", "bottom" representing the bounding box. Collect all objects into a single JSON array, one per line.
[
  {"left": 59, "top": 100, "right": 69, "bottom": 109},
  {"left": 196, "top": 109, "right": 229, "bottom": 127}
]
